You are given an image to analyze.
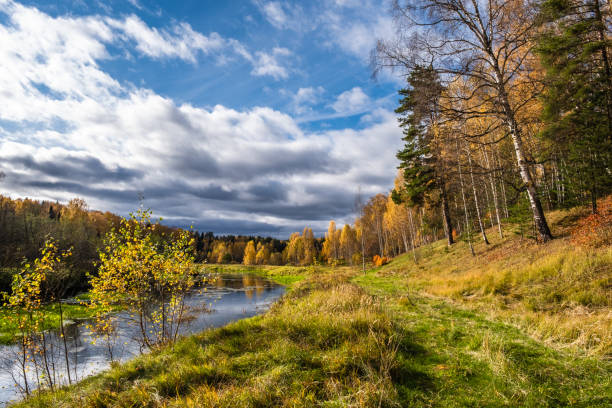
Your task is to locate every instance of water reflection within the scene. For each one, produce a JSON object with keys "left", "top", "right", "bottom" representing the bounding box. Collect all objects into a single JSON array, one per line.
[{"left": 0, "top": 274, "right": 284, "bottom": 406}]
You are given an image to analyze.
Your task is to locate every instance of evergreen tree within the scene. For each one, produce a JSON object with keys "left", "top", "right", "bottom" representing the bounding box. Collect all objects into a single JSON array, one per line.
[
  {"left": 537, "top": 0, "right": 612, "bottom": 212},
  {"left": 394, "top": 65, "right": 454, "bottom": 245}
]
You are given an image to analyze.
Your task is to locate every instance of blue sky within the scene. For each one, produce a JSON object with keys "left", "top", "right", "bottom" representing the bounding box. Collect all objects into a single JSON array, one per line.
[{"left": 0, "top": 0, "right": 404, "bottom": 236}]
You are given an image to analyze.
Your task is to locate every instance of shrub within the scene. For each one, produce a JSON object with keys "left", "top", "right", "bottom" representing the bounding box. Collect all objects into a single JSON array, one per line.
[
  {"left": 221, "top": 253, "right": 233, "bottom": 264},
  {"left": 372, "top": 255, "right": 390, "bottom": 267}
]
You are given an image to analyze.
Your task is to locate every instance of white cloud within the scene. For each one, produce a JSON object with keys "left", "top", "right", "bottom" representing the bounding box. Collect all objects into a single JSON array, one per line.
[
  {"left": 294, "top": 87, "right": 322, "bottom": 105},
  {"left": 331, "top": 87, "right": 371, "bottom": 114},
  {"left": 127, "top": 0, "right": 142, "bottom": 10},
  {"left": 0, "top": 0, "right": 402, "bottom": 234},
  {"left": 107, "top": 15, "right": 225, "bottom": 63},
  {"left": 333, "top": 15, "right": 394, "bottom": 60},
  {"left": 250, "top": 47, "right": 292, "bottom": 80},
  {"left": 0, "top": 0, "right": 292, "bottom": 84},
  {"left": 254, "top": 1, "right": 309, "bottom": 31},
  {"left": 253, "top": 0, "right": 397, "bottom": 64},
  {"left": 287, "top": 86, "right": 325, "bottom": 114},
  {"left": 261, "top": 1, "right": 288, "bottom": 29}
]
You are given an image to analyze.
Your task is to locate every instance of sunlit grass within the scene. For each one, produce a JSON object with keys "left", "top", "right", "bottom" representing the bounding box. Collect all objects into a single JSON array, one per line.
[
  {"left": 9, "top": 206, "right": 612, "bottom": 407},
  {"left": 14, "top": 273, "right": 404, "bottom": 407},
  {"left": 375, "top": 207, "right": 612, "bottom": 356},
  {"left": 14, "top": 266, "right": 611, "bottom": 407},
  {"left": 0, "top": 302, "right": 97, "bottom": 345}
]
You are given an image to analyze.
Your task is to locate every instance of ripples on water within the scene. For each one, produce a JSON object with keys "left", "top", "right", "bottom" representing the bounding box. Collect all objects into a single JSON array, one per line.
[{"left": 0, "top": 274, "right": 284, "bottom": 406}]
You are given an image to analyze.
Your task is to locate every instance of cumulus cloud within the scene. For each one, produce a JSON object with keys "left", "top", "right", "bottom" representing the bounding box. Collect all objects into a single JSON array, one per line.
[
  {"left": 331, "top": 87, "right": 371, "bottom": 115},
  {"left": 106, "top": 15, "right": 226, "bottom": 62},
  {"left": 0, "top": 1, "right": 403, "bottom": 236},
  {"left": 260, "top": 1, "right": 289, "bottom": 29},
  {"left": 287, "top": 86, "right": 325, "bottom": 114}
]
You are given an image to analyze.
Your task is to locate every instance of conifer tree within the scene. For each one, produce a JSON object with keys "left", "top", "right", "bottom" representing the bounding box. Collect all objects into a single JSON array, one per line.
[
  {"left": 394, "top": 65, "right": 454, "bottom": 246},
  {"left": 537, "top": 0, "right": 612, "bottom": 212}
]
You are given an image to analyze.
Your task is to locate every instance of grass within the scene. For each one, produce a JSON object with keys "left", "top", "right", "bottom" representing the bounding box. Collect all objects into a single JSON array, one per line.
[
  {"left": 353, "top": 271, "right": 611, "bottom": 407},
  {"left": 201, "top": 264, "right": 310, "bottom": 287},
  {"left": 374, "top": 206, "right": 612, "bottom": 357},
  {"left": 13, "top": 273, "right": 405, "bottom": 407},
  {"left": 0, "top": 302, "right": 97, "bottom": 345},
  {"left": 10, "top": 206, "right": 612, "bottom": 407}
]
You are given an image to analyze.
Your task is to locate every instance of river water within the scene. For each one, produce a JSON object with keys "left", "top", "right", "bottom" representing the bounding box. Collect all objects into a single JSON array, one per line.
[{"left": 0, "top": 273, "right": 284, "bottom": 406}]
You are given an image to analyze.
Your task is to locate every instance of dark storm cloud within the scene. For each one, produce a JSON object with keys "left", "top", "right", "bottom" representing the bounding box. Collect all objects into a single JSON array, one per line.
[
  {"left": 206, "top": 184, "right": 355, "bottom": 222},
  {"left": 4, "top": 173, "right": 240, "bottom": 206},
  {"left": 170, "top": 150, "right": 220, "bottom": 178},
  {"left": 0, "top": 150, "right": 375, "bottom": 237},
  {"left": 167, "top": 217, "right": 285, "bottom": 236},
  {"left": 224, "top": 146, "right": 347, "bottom": 180},
  {"left": 142, "top": 182, "right": 238, "bottom": 201},
  {"left": 246, "top": 181, "right": 287, "bottom": 201},
  {"left": 5, "top": 154, "right": 143, "bottom": 183},
  {"left": 355, "top": 173, "right": 396, "bottom": 186},
  {"left": 239, "top": 198, "right": 353, "bottom": 221},
  {"left": 167, "top": 144, "right": 344, "bottom": 183},
  {"left": 14, "top": 178, "right": 141, "bottom": 202}
]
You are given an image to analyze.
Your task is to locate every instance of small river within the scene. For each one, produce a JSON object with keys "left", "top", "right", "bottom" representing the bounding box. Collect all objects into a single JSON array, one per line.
[{"left": 0, "top": 273, "right": 285, "bottom": 406}]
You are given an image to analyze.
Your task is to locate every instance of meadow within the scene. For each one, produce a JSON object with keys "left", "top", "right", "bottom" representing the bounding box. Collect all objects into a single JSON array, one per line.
[{"left": 10, "top": 207, "right": 611, "bottom": 407}]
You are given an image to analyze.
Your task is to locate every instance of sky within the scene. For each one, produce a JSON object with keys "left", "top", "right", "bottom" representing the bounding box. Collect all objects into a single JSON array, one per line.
[{"left": 0, "top": 0, "right": 405, "bottom": 237}]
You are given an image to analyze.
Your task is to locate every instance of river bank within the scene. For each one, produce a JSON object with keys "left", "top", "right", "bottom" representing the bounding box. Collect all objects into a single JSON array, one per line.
[
  {"left": 1, "top": 274, "right": 283, "bottom": 406},
  {"left": 10, "top": 209, "right": 612, "bottom": 407}
]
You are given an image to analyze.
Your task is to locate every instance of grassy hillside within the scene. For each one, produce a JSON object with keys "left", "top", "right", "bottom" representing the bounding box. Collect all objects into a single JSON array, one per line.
[
  {"left": 372, "top": 206, "right": 611, "bottom": 357},
  {"left": 12, "top": 207, "right": 612, "bottom": 407}
]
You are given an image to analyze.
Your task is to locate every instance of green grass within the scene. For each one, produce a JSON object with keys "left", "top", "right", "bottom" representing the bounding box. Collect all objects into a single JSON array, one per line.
[
  {"left": 374, "top": 207, "right": 612, "bottom": 357},
  {"left": 353, "top": 270, "right": 611, "bottom": 407},
  {"left": 9, "top": 207, "right": 612, "bottom": 407},
  {"left": 0, "top": 302, "right": 97, "bottom": 345},
  {"left": 12, "top": 266, "right": 612, "bottom": 407}
]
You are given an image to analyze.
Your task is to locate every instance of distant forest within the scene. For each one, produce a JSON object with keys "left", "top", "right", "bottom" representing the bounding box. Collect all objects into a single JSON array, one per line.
[{"left": 0, "top": 195, "right": 292, "bottom": 292}]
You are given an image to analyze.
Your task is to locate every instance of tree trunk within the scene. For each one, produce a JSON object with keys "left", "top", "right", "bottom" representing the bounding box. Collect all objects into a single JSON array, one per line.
[
  {"left": 482, "top": 145, "right": 503, "bottom": 238},
  {"left": 440, "top": 182, "right": 454, "bottom": 246},
  {"left": 494, "top": 68, "right": 553, "bottom": 241},
  {"left": 467, "top": 142, "right": 490, "bottom": 244},
  {"left": 407, "top": 207, "right": 418, "bottom": 263},
  {"left": 58, "top": 301, "right": 72, "bottom": 384},
  {"left": 457, "top": 139, "right": 475, "bottom": 256},
  {"left": 593, "top": 0, "right": 612, "bottom": 134},
  {"left": 360, "top": 231, "right": 366, "bottom": 273}
]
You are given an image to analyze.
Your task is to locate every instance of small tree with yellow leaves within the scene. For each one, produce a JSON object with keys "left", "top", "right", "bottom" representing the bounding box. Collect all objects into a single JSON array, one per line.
[
  {"left": 89, "top": 209, "right": 196, "bottom": 350},
  {"left": 243, "top": 241, "right": 256, "bottom": 266},
  {"left": 4, "top": 238, "right": 72, "bottom": 394}
]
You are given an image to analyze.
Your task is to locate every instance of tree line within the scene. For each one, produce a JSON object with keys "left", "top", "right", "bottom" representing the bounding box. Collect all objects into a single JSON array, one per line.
[{"left": 367, "top": 0, "right": 611, "bottom": 247}]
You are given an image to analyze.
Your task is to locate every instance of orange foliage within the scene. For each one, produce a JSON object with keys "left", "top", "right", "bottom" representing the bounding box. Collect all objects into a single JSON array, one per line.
[
  {"left": 373, "top": 255, "right": 390, "bottom": 267},
  {"left": 571, "top": 196, "right": 612, "bottom": 248}
]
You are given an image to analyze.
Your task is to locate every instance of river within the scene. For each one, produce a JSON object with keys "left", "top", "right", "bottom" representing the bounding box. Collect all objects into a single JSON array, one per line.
[{"left": 0, "top": 273, "right": 284, "bottom": 406}]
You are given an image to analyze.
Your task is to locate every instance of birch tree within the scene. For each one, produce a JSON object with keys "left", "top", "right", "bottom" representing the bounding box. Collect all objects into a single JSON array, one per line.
[{"left": 375, "top": 0, "right": 554, "bottom": 241}]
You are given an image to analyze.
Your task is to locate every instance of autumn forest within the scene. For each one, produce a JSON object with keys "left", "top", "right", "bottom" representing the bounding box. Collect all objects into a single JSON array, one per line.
[{"left": 1, "top": 0, "right": 611, "bottom": 406}]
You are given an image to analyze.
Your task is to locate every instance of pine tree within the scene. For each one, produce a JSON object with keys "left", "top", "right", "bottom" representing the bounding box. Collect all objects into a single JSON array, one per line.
[
  {"left": 538, "top": 0, "right": 612, "bottom": 212},
  {"left": 394, "top": 65, "right": 454, "bottom": 246}
]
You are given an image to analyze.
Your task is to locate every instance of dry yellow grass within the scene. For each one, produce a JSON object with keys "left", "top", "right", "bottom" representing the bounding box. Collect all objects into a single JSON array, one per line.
[{"left": 377, "top": 206, "right": 612, "bottom": 357}]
